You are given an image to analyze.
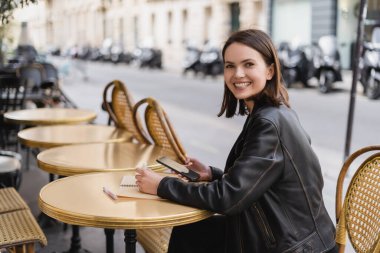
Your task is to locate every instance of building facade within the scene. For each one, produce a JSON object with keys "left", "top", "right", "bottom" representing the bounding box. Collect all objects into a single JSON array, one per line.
[{"left": 12, "top": 0, "right": 267, "bottom": 71}]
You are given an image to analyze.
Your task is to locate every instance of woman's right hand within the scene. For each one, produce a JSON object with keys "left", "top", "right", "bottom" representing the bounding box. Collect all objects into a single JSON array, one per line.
[{"left": 185, "top": 157, "right": 212, "bottom": 182}]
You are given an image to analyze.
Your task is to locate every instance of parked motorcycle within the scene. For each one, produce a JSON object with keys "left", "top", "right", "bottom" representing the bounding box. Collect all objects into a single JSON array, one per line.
[
  {"left": 278, "top": 41, "right": 314, "bottom": 88},
  {"left": 182, "top": 45, "right": 202, "bottom": 76},
  {"left": 133, "top": 47, "right": 162, "bottom": 69},
  {"left": 199, "top": 43, "right": 223, "bottom": 78},
  {"left": 313, "top": 35, "right": 342, "bottom": 93},
  {"left": 360, "top": 27, "right": 380, "bottom": 99}
]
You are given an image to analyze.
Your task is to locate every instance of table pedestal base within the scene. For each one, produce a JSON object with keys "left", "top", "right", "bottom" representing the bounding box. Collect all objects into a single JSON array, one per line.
[
  {"left": 124, "top": 229, "right": 136, "bottom": 253},
  {"left": 104, "top": 228, "right": 114, "bottom": 253},
  {"left": 63, "top": 225, "right": 91, "bottom": 253}
]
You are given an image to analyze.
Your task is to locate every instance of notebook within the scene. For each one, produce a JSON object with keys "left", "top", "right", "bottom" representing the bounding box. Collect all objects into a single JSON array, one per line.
[{"left": 117, "top": 175, "right": 162, "bottom": 200}]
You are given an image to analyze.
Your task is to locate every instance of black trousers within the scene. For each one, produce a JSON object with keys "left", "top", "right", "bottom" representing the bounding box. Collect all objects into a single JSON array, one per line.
[
  {"left": 168, "top": 215, "right": 339, "bottom": 253},
  {"left": 168, "top": 215, "right": 226, "bottom": 253}
]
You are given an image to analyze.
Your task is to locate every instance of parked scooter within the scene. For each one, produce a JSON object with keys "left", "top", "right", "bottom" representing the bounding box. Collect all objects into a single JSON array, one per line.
[
  {"left": 182, "top": 44, "right": 202, "bottom": 76},
  {"left": 133, "top": 47, "right": 162, "bottom": 69},
  {"left": 314, "top": 35, "right": 342, "bottom": 93},
  {"left": 360, "top": 27, "right": 380, "bottom": 99},
  {"left": 199, "top": 42, "right": 223, "bottom": 78},
  {"left": 278, "top": 41, "right": 314, "bottom": 88}
]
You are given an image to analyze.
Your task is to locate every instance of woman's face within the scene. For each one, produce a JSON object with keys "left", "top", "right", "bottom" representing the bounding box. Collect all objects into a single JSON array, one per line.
[{"left": 223, "top": 42, "right": 274, "bottom": 110}]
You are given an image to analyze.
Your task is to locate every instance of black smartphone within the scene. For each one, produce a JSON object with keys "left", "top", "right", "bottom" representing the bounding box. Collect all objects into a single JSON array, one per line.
[{"left": 156, "top": 156, "right": 200, "bottom": 182}]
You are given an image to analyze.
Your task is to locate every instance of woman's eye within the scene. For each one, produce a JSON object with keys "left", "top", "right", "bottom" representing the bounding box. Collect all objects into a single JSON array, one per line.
[
  {"left": 224, "top": 64, "right": 234, "bottom": 69},
  {"left": 245, "top": 62, "right": 254, "bottom": 67}
]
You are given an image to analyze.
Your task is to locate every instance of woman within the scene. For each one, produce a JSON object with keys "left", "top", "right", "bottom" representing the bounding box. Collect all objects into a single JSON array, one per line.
[{"left": 136, "top": 29, "right": 337, "bottom": 253}]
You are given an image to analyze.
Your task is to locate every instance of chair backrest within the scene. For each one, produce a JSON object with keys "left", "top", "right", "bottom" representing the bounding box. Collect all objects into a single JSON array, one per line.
[
  {"left": 336, "top": 145, "right": 380, "bottom": 253},
  {"left": 0, "top": 76, "right": 26, "bottom": 113},
  {"left": 133, "top": 97, "right": 187, "bottom": 163},
  {"left": 16, "top": 63, "right": 46, "bottom": 91},
  {"left": 0, "top": 77, "right": 26, "bottom": 149},
  {"left": 103, "top": 80, "right": 149, "bottom": 143}
]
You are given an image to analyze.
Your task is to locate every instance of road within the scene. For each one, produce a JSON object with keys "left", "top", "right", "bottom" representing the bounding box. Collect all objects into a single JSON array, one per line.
[{"left": 54, "top": 58, "right": 379, "bottom": 251}]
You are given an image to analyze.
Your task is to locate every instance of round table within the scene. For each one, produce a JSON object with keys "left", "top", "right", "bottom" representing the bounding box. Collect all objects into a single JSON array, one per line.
[
  {"left": 39, "top": 171, "right": 212, "bottom": 253},
  {"left": 37, "top": 142, "right": 175, "bottom": 176},
  {"left": 4, "top": 108, "right": 97, "bottom": 125},
  {"left": 18, "top": 125, "right": 132, "bottom": 149}
]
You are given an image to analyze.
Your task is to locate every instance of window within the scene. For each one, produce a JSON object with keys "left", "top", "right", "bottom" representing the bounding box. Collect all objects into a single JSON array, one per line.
[
  {"left": 168, "top": 11, "right": 173, "bottom": 44},
  {"left": 230, "top": 2, "right": 240, "bottom": 33}
]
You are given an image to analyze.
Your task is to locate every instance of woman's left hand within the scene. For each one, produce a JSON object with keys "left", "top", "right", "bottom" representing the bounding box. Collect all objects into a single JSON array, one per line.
[{"left": 135, "top": 167, "right": 164, "bottom": 195}]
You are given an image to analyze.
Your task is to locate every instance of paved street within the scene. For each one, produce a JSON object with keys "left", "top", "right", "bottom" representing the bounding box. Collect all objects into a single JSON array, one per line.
[{"left": 21, "top": 57, "right": 380, "bottom": 252}]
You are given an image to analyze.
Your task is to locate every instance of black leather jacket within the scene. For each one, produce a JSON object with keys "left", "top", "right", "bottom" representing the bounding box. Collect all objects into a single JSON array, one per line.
[{"left": 158, "top": 104, "right": 336, "bottom": 253}]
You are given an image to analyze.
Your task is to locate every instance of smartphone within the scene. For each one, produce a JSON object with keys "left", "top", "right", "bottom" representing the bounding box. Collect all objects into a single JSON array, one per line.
[{"left": 156, "top": 156, "right": 200, "bottom": 182}]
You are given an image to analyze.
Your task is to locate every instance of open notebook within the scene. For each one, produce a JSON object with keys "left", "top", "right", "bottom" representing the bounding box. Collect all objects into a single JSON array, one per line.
[{"left": 117, "top": 175, "right": 161, "bottom": 200}]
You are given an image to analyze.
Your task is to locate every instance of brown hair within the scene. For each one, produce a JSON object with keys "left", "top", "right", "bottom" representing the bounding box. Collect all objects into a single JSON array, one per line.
[{"left": 218, "top": 29, "right": 289, "bottom": 118}]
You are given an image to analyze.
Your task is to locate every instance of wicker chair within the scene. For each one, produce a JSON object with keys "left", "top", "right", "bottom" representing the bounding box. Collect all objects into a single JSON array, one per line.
[
  {"left": 0, "top": 151, "right": 22, "bottom": 189},
  {"left": 0, "top": 187, "right": 28, "bottom": 214},
  {"left": 133, "top": 97, "right": 187, "bottom": 163},
  {"left": 102, "top": 80, "right": 149, "bottom": 143},
  {"left": 133, "top": 97, "right": 187, "bottom": 253},
  {"left": 335, "top": 145, "right": 380, "bottom": 253},
  {"left": 0, "top": 209, "right": 47, "bottom": 253},
  {"left": 0, "top": 187, "right": 47, "bottom": 253}
]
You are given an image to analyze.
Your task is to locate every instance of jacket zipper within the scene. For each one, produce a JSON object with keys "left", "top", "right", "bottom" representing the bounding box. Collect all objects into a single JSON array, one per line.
[{"left": 253, "top": 204, "right": 276, "bottom": 248}]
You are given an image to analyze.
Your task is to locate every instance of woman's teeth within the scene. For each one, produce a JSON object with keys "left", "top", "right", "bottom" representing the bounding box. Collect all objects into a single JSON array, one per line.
[{"left": 234, "top": 82, "right": 251, "bottom": 88}]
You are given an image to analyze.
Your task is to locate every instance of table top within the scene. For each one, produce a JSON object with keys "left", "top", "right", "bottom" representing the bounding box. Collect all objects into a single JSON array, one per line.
[
  {"left": 37, "top": 142, "right": 176, "bottom": 176},
  {"left": 39, "top": 171, "right": 212, "bottom": 229},
  {"left": 4, "top": 108, "right": 97, "bottom": 125},
  {"left": 18, "top": 124, "right": 132, "bottom": 148}
]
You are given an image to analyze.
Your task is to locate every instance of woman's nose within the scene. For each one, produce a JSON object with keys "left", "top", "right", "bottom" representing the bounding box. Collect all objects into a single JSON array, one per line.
[{"left": 235, "top": 67, "right": 245, "bottom": 78}]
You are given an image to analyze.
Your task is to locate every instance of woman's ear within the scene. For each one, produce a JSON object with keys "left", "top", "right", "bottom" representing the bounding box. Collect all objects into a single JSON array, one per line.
[{"left": 266, "top": 64, "right": 274, "bottom": 80}]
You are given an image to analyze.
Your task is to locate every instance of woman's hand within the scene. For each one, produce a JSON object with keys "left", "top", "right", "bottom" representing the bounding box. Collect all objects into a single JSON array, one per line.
[
  {"left": 135, "top": 167, "right": 164, "bottom": 195},
  {"left": 185, "top": 157, "right": 212, "bottom": 182}
]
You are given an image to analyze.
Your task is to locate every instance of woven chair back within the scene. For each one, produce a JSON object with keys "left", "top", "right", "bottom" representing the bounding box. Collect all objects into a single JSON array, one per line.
[
  {"left": 103, "top": 80, "right": 149, "bottom": 143},
  {"left": 336, "top": 145, "right": 380, "bottom": 253},
  {"left": 133, "top": 97, "right": 186, "bottom": 163}
]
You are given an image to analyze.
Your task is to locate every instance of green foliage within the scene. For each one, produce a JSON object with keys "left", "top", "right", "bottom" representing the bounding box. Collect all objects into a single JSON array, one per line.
[{"left": 0, "top": 0, "right": 38, "bottom": 25}]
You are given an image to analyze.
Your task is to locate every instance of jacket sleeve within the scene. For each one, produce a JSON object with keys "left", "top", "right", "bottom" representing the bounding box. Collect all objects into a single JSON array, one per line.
[
  {"left": 209, "top": 166, "right": 223, "bottom": 180},
  {"left": 157, "top": 118, "right": 284, "bottom": 215}
]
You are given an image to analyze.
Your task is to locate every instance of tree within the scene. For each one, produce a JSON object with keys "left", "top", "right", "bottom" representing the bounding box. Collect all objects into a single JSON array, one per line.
[
  {"left": 0, "top": 0, "right": 38, "bottom": 66},
  {"left": 1, "top": 0, "right": 38, "bottom": 25}
]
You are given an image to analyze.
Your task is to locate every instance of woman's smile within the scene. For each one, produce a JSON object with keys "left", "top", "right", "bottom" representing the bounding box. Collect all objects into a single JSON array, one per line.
[{"left": 233, "top": 81, "right": 252, "bottom": 89}]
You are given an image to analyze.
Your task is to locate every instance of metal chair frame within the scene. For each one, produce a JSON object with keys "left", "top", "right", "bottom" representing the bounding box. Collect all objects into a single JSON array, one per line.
[{"left": 0, "top": 76, "right": 26, "bottom": 149}]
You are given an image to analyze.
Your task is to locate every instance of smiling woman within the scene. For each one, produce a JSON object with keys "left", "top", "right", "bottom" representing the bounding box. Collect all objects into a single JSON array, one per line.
[
  {"left": 135, "top": 29, "right": 338, "bottom": 253},
  {"left": 223, "top": 42, "right": 274, "bottom": 112}
]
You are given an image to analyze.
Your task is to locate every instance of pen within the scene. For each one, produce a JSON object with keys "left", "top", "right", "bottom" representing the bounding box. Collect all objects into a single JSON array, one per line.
[{"left": 103, "top": 186, "right": 118, "bottom": 200}]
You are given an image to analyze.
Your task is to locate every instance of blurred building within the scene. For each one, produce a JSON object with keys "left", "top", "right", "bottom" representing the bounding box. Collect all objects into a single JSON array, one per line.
[
  {"left": 11, "top": 0, "right": 267, "bottom": 71},
  {"left": 11, "top": 0, "right": 379, "bottom": 70}
]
